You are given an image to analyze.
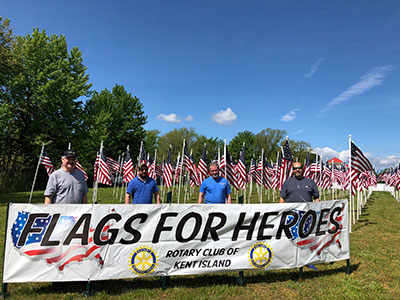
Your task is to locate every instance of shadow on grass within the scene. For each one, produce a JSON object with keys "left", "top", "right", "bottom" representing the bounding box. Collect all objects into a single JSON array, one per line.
[{"left": 29, "top": 263, "right": 361, "bottom": 295}]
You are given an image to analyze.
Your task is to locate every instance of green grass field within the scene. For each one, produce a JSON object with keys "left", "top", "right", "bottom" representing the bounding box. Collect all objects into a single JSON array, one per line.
[{"left": 0, "top": 187, "right": 399, "bottom": 299}]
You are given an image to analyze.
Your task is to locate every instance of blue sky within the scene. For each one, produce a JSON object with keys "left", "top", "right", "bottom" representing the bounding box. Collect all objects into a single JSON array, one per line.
[{"left": 3, "top": 0, "right": 400, "bottom": 169}]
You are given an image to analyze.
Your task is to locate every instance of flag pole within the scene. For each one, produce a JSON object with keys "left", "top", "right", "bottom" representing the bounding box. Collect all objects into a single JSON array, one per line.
[
  {"left": 113, "top": 155, "right": 121, "bottom": 196},
  {"left": 224, "top": 140, "right": 227, "bottom": 179},
  {"left": 348, "top": 134, "right": 352, "bottom": 233},
  {"left": 92, "top": 142, "right": 102, "bottom": 204},
  {"left": 243, "top": 142, "right": 247, "bottom": 204},
  {"left": 116, "top": 151, "right": 124, "bottom": 199},
  {"left": 29, "top": 144, "right": 44, "bottom": 203},
  {"left": 178, "top": 140, "right": 185, "bottom": 203},
  {"left": 260, "top": 148, "right": 264, "bottom": 204},
  {"left": 161, "top": 155, "right": 165, "bottom": 203}
]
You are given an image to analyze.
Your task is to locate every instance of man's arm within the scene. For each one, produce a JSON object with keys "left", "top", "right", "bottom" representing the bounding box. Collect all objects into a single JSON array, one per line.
[
  {"left": 280, "top": 197, "right": 286, "bottom": 203},
  {"left": 226, "top": 193, "right": 231, "bottom": 204},
  {"left": 198, "top": 192, "right": 204, "bottom": 204},
  {"left": 44, "top": 196, "right": 52, "bottom": 204},
  {"left": 312, "top": 181, "right": 320, "bottom": 202},
  {"left": 125, "top": 193, "right": 131, "bottom": 204},
  {"left": 154, "top": 192, "right": 160, "bottom": 204},
  {"left": 82, "top": 194, "right": 87, "bottom": 204}
]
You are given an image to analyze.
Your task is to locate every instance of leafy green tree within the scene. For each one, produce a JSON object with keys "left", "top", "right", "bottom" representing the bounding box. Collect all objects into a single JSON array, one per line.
[
  {"left": 191, "top": 135, "right": 223, "bottom": 163},
  {"left": 157, "top": 127, "right": 198, "bottom": 159},
  {"left": 81, "top": 84, "right": 147, "bottom": 171},
  {"left": 286, "top": 140, "right": 311, "bottom": 164},
  {"left": 1, "top": 27, "right": 91, "bottom": 191},
  {"left": 0, "top": 17, "right": 14, "bottom": 99},
  {"left": 229, "top": 131, "right": 255, "bottom": 167},
  {"left": 253, "top": 128, "right": 287, "bottom": 161},
  {"left": 144, "top": 129, "right": 161, "bottom": 159}
]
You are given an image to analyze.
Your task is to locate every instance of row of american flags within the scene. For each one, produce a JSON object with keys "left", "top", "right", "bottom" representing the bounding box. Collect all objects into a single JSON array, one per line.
[{"left": 38, "top": 139, "right": 380, "bottom": 197}]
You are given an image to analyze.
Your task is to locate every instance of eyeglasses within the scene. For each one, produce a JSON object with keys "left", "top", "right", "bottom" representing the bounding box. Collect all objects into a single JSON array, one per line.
[{"left": 293, "top": 167, "right": 302, "bottom": 170}]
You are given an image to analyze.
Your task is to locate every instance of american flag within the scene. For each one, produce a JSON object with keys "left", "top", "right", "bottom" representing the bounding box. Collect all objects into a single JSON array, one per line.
[
  {"left": 139, "top": 143, "right": 147, "bottom": 165},
  {"left": 236, "top": 145, "right": 247, "bottom": 190},
  {"left": 93, "top": 152, "right": 100, "bottom": 182},
  {"left": 270, "top": 157, "right": 280, "bottom": 190},
  {"left": 321, "top": 162, "right": 332, "bottom": 189},
  {"left": 163, "top": 146, "right": 173, "bottom": 189},
  {"left": 97, "top": 150, "right": 112, "bottom": 186},
  {"left": 198, "top": 144, "right": 209, "bottom": 184},
  {"left": 75, "top": 159, "right": 88, "bottom": 181},
  {"left": 304, "top": 151, "right": 311, "bottom": 178},
  {"left": 40, "top": 147, "right": 55, "bottom": 176},
  {"left": 174, "top": 155, "right": 182, "bottom": 182},
  {"left": 220, "top": 144, "right": 239, "bottom": 190},
  {"left": 155, "top": 163, "right": 163, "bottom": 177},
  {"left": 10, "top": 211, "right": 113, "bottom": 271},
  {"left": 257, "top": 156, "right": 271, "bottom": 189},
  {"left": 286, "top": 202, "right": 345, "bottom": 256},
  {"left": 106, "top": 156, "right": 120, "bottom": 174},
  {"left": 123, "top": 149, "right": 135, "bottom": 183},
  {"left": 248, "top": 158, "right": 257, "bottom": 183},
  {"left": 279, "top": 140, "right": 293, "bottom": 191},
  {"left": 183, "top": 143, "right": 194, "bottom": 171},
  {"left": 189, "top": 153, "right": 200, "bottom": 187},
  {"left": 351, "top": 142, "right": 374, "bottom": 174},
  {"left": 148, "top": 157, "right": 157, "bottom": 180}
]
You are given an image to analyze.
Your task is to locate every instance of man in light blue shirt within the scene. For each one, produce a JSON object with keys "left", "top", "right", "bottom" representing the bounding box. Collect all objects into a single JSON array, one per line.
[{"left": 198, "top": 162, "right": 231, "bottom": 204}]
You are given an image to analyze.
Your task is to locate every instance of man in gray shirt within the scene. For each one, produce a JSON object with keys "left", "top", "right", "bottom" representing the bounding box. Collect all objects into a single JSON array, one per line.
[
  {"left": 44, "top": 149, "right": 88, "bottom": 204},
  {"left": 280, "top": 162, "right": 320, "bottom": 203}
]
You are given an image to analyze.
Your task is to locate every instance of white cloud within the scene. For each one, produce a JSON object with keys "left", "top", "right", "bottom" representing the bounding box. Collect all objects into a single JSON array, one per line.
[
  {"left": 293, "top": 129, "right": 304, "bottom": 134},
  {"left": 185, "top": 115, "right": 194, "bottom": 121},
  {"left": 156, "top": 113, "right": 181, "bottom": 123},
  {"left": 281, "top": 109, "right": 299, "bottom": 122},
  {"left": 304, "top": 57, "right": 324, "bottom": 78},
  {"left": 321, "top": 65, "right": 394, "bottom": 113},
  {"left": 313, "top": 147, "right": 349, "bottom": 163},
  {"left": 211, "top": 108, "right": 237, "bottom": 125},
  {"left": 312, "top": 146, "right": 399, "bottom": 171}
]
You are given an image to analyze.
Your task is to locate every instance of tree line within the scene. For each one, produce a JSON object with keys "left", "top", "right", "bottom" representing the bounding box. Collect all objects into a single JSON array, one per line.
[{"left": 0, "top": 17, "right": 310, "bottom": 192}]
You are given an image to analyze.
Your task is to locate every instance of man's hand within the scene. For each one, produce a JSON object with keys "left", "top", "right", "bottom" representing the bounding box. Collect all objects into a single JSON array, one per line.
[
  {"left": 155, "top": 192, "right": 160, "bottom": 204},
  {"left": 44, "top": 196, "right": 52, "bottom": 204}
]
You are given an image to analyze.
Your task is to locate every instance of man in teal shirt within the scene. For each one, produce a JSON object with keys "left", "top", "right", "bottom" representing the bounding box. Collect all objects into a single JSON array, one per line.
[{"left": 198, "top": 162, "right": 231, "bottom": 204}]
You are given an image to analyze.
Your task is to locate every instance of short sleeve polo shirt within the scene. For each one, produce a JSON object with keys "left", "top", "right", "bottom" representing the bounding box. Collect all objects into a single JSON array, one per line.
[
  {"left": 126, "top": 176, "right": 159, "bottom": 204},
  {"left": 200, "top": 176, "right": 231, "bottom": 204}
]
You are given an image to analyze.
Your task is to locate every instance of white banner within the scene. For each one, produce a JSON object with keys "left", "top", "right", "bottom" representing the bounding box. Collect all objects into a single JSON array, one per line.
[{"left": 3, "top": 200, "right": 349, "bottom": 282}]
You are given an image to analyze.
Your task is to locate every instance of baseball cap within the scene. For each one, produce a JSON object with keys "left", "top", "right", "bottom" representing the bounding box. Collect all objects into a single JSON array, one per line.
[{"left": 63, "top": 149, "right": 78, "bottom": 158}]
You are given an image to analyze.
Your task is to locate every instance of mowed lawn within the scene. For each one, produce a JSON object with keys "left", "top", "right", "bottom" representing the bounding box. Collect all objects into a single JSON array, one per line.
[{"left": 0, "top": 189, "right": 399, "bottom": 300}]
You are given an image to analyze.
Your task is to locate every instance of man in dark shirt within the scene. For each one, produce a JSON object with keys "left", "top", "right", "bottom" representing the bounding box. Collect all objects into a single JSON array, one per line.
[
  {"left": 280, "top": 161, "right": 319, "bottom": 270},
  {"left": 280, "top": 162, "right": 320, "bottom": 203}
]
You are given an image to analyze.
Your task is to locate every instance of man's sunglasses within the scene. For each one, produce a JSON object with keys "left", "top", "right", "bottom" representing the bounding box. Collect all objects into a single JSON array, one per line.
[{"left": 293, "top": 167, "right": 303, "bottom": 170}]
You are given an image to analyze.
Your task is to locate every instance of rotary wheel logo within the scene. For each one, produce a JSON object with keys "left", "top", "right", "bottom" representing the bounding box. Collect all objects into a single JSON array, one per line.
[
  {"left": 129, "top": 246, "right": 158, "bottom": 275},
  {"left": 248, "top": 242, "right": 273, "bottom": 269}
]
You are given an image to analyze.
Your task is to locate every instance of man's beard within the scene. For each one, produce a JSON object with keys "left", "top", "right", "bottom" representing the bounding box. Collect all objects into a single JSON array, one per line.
[
  {"left": 295, "top": 174, "right": 304, "bottom": 180},
  {"left": 139, "top": 173, "right": 148, "bottom": 180}
]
